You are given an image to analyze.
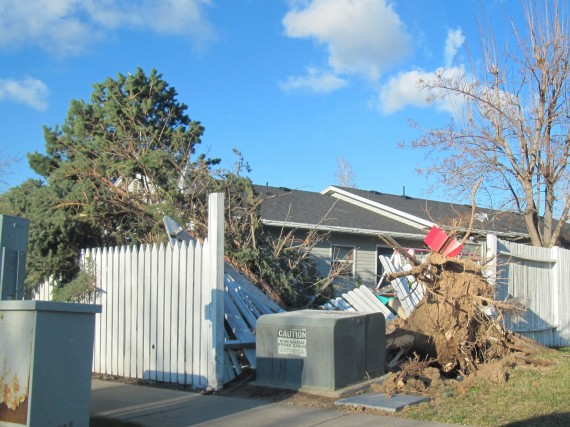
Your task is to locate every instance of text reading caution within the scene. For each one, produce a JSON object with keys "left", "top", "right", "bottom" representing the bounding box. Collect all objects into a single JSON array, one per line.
[{"left": 277, "top": 328, "right": 307, "bottom": 357}]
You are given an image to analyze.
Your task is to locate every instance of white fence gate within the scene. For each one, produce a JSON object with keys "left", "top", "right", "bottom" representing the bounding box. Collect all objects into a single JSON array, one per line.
[
  {"left": 486, "top": 235, "right": 570, "bottom": 347},
  {"left": 34, "top": 193, "right": 225, "bottom": 389}
]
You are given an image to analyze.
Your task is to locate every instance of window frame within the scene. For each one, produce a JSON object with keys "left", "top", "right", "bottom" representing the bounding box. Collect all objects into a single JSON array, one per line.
[{"left": 331, "top": 245, "right": 356, "bottom": 278}]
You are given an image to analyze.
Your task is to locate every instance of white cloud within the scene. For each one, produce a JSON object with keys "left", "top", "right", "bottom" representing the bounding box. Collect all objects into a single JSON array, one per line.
[
  {"left": 0, "top": 78, "right": 49, "bottom": 110},
  {"left": 379, "top": 66, "right": 466, "bottom": 114},
  {"left": 0, "top": 0, "right": 215, "bottom": 56},
  {"left": 280, "top": 67, "right": 348, "bottom": 93},
  {"left": 283, "top": 0, "right": 411, "bottom": 82},
  {"left": 444, "top": 27, "right": 465, "bottom": 67},
  {"left": 377, "top": 26, "right": 469, "bottom": 114}
]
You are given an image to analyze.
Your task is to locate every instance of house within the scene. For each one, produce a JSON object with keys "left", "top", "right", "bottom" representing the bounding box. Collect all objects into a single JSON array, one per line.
[{"left": 255, "top": 184, "right": 536, "bottom": 291}]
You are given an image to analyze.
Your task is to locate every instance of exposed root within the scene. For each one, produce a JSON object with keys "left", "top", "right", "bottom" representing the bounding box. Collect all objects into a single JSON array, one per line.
[{"left": 385, "top": 252, "right": 546, "bottom": 392}]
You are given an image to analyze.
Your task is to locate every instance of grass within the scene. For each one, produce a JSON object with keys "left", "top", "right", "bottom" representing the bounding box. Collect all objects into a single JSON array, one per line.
[{"left": 395, "top": 347, "right": 570, "bottom": 426}]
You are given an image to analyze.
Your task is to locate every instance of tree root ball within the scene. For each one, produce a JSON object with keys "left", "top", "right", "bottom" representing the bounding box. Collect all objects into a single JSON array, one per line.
[{"left": 386, "top": 252, "right": 544, "bottom": 376}]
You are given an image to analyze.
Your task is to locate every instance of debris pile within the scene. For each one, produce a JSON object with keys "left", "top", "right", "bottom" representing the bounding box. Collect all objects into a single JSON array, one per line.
[
  {"left": 386, "top": 252, "right": 544, "bottom": 383},
  {"left": 379, "top": 234, "right": 550, "bottom": 394},
  {"left": 322, "top": 227, "right": 547, "bottom": 394}
]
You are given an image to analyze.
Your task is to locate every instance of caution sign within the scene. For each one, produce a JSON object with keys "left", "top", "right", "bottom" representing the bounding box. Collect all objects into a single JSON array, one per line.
[{"left": 277, "top": 328, "right": 307, "bottom": 357}]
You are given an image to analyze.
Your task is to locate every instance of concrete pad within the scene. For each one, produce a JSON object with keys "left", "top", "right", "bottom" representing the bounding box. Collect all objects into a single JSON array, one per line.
[
  {"left": 251, "top": 373, "right": 390, "bottom": 399},
  {"left": 335, "top": 392, "right": 430, "bottom": 413}
]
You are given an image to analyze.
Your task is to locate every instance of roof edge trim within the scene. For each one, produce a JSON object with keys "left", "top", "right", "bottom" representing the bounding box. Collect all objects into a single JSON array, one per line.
[
  {"left": 321, "top": 185, "right": 435, "bottom": 228},
  {"left": 261, "top": 219, "right": 428, "bottom": 240}
]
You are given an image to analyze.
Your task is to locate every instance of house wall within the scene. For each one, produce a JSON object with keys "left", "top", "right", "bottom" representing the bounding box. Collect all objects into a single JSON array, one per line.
[
  {"left": 265, "top": 227, "right": 488, "bottom": 299},
  {"left": 322, "top": 234, "right": 429, "bottom": 288},
  {"left": 265, "top": 228, "right": 428, "bottom": 294}
]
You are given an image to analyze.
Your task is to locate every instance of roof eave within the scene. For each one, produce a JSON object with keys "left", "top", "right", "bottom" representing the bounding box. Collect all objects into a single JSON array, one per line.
[
  {"left": 321, "top": 185, "right": 435, "bottom": 229},
  {"left": 260, "top": 219, "right": 429, "bottom": 241}
]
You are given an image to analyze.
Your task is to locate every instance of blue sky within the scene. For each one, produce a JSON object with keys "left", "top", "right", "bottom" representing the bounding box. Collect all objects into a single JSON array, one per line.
[{"left": 0, "top": 0, "right": 516, "bottom": 199}]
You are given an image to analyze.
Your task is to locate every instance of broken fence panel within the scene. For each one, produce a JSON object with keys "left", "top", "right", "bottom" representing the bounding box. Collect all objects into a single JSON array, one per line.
[
  {"left": 333, "top": 297, "right": 354, "bottom": 311},
  {"left": 341, "top": 287, "right": 396, "bottom": 320},
  {"left": 223, "top": 291, "right": 257, "bottom": 369},
  {"left": 348, "top": 289, "right": 378, "bottom": 312},
  {"left": 224, "top": 263, "right": 283, "bottom": 314},
  {"left": 378, "top": 255, "right": 424, "bottom": 317},
  {"left": 358, "top": 285, "right": 397, "bottom": 320}
]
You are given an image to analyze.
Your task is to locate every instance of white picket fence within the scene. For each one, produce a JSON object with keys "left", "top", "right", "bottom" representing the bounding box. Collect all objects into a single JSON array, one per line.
[
  {"left": 34, "top": 193, "right": 226, "bottom": 390},
  {"left": 486, "top": 235, "right": 570, "bottom": 347},
  {"left": 88, "top": 241, "right": 215, "bottom": 387}
]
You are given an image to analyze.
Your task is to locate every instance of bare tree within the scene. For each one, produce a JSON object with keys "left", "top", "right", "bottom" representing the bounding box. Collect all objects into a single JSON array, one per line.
[
  {"left": 0, "top": 154, "right": 14, "bottom": 189},
  {"left": 410, "top": 1, "right": 570, "bottom": 247},
  {"left": 335, "top": 155, "right": 356, "bottom": 188}
]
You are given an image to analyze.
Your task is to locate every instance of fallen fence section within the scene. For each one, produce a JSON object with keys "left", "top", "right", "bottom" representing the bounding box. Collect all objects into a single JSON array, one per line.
[
  {"left": 320, "top": 251, "right": 422, "bottom": 320},
  {"left": 378, "top": 254, "right": 424, "bottom": 317},
  {"left": 223, "top": 262, "right": 284, "bottom": 382}
]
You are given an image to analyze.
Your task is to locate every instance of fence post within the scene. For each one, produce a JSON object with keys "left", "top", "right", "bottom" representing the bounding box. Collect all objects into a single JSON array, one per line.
[
  {"left": 551, "top": 246, "right": 561, "bottom": 346},
  {"left": 207, "top": 192, "right": 225, "bottom": 390}
]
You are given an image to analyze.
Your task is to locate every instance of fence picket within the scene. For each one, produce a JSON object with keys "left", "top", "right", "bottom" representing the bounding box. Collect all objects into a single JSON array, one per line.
[
  {"left": 175, "top": 243, "right": 186, "bottom": 384},
  {"left": 193, "top": 241, "right": 205, "bottom": 387},
  {"left": 185, "top": 241, "right": 195, "bottom": 385},
  {"left": 129, "top": 246, "right": 138, "bottom": 378},
  {"left": 124, "top": 245, "right": 132, "bottom": 378},
  {"left": 199, "top": 240, "right": 209, "bottom": 388},
  {"left": 142, "top": 244, "right": 152, "bottom": 380},
  {"left": 163, "top": 243, "right": 173, "bottom": 383},
  {"left": 101, "top": 247, "right": 110, "bottom": 375},
  {"left": 89, "top": 248, "right": 101, "bottom": 373},
  {"left": 117, "top": 246, "right": 126, "bottom": 377},
  {"left": 169, "top": 243, "right": 180, "bottom": 384},
  {"left": 148, "top": 244, "right": 159, "bottom": 381},
  {"left": 157, "top": 243, "right": 166, "bottom": 382},
  {"left": 136, "top": 245, "right": 145, "bottom": 379}
]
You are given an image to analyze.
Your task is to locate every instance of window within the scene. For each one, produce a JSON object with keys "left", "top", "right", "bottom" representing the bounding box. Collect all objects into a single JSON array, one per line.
[{"left": 331, "top": 245, "right": 355, "bottom": 277}]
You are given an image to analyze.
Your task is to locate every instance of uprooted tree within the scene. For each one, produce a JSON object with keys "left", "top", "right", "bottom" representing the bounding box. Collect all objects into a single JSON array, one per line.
[
  {"left": 409, "top": 0, "right": 570, "bottom": 248},
  {"left": 380, "top": 248, "right": 547, "bottom": 394},
  {"left": 0, "top": 68, "right": 334, "bottom": 306}
]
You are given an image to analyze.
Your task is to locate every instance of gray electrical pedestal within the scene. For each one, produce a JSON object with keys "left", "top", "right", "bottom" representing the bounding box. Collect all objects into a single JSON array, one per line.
[
  {"left": 0, "top": 215, "right": 102, "bottom": 427},
  {"left": 256, "top": 310, "right": 386, "bottom": 392},
  {"left": 0, "top": 301, "right": 102, "bottom": 427},
  {"left": 0, "top": 215, "right": 29, "bottom": 300}
]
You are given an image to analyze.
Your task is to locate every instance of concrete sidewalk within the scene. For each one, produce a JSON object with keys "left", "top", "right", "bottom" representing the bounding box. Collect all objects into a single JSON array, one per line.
[{"left": 90, "top": 380, "right": 458, "bottom": 427}]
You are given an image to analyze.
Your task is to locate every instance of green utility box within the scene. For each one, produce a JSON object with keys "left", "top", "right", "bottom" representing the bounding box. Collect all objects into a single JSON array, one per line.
[
  {"left": 256, "top": 310, "right": 386, "bottom": 392},
  {"left": 0, "top": 215, "right": 29, "bottom": 300},
  {"left": 0, "top": 301, "right": 101, "bottom": 427}
]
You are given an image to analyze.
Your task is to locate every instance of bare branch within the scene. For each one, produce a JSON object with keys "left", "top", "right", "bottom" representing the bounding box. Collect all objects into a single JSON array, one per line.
[{"left": 407, "top": 1, "right": 570, "bottom": 247}]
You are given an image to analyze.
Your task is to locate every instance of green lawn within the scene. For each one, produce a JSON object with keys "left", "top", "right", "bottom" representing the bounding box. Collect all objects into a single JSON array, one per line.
[{"left": 396, "top": 347, "right": 570, "bottom": 426}]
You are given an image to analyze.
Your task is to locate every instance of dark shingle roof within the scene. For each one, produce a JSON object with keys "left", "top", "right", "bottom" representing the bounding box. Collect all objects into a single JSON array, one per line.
[
  {"left": 254, "top": 185, "right": 430, "bottom": 238},
  {"left": 336, "top": 186, "right": 530, "bottom": 237},
  {"left": 254, "top": 184, "right": 538, "bottom": 240}
]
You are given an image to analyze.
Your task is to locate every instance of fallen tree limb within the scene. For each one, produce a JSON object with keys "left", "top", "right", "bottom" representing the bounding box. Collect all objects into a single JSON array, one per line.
[{"left": 378, "top": 234, "right": 421, "bottom": 266}]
